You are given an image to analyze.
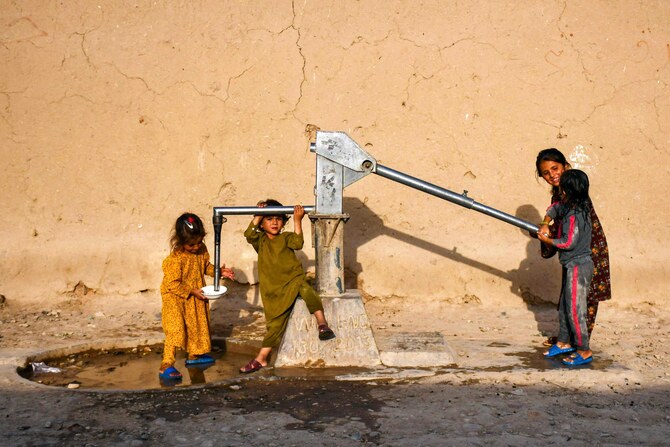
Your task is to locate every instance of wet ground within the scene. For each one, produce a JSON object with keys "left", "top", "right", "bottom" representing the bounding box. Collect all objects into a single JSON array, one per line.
[
  {"left": 3, "top": 372, "right": 670, "bottom": 447},
  {"left": 2, "top": 296, "right": 670, "bottom": 445},
  {"left": 17, "top": 341, "right": 613, "bottom": 392},
  {"left": 19, "top": 343, "right": 251, "bottom": 390},
  {"left": 500, "top": 345, "right": 613, "bottom": 372},
  {"left": 17, "top": 339, "right": 382, "bottom": 391}
]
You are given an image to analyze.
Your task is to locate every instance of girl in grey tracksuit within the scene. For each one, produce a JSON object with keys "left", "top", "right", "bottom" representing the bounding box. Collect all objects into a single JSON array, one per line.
[{"left": 538, "top": 169, "right": 594, "bottom": 366}]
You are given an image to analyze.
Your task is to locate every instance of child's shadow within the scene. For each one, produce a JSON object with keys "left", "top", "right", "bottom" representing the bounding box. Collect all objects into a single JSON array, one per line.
[
  {"left": 507, "top": 205, "right": 562, "bottom": 335},
  {"left": 343, "top": 197, "right": 560, "bottom": 336},
  {"left": 208, "top": 279, "right": 261, "bottom": 338}
]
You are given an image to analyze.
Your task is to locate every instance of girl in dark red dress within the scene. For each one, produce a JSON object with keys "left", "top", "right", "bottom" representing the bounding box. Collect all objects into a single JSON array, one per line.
[{"left": 535, "top": 148, "right": 612, "bottom": 346}]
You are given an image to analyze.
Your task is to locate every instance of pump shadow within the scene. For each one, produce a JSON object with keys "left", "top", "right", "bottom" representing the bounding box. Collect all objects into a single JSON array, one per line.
[{"left": 342, "top": 197, "right": 560, "bottom": 336}]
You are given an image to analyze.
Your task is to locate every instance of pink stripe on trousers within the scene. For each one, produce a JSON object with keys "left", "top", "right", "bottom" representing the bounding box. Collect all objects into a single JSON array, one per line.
[{"left": 571, "top": 264, "right": 582, "bottom": 346}]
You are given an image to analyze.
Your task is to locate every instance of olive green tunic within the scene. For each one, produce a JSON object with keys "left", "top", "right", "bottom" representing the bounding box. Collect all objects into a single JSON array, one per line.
[
  {"left": 159, "top": 247, "right": 215, "bottom": 368},
  {"left": 245, "top": 221, "right": 323, "bottom": 347}
]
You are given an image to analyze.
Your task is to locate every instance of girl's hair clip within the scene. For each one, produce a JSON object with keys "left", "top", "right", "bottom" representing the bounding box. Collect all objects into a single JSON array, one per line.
[{"left": 185, "top": 216, "right": 195, "bottom": 230}]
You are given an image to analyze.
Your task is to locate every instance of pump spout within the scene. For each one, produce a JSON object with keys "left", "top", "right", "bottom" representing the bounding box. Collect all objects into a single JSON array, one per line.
[{"left": 212, "top": 214, "right": 225, "bottom": 291}]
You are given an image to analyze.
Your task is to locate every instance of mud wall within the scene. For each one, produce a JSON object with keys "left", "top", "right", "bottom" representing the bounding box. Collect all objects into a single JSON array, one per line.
[{"left": 1, "top": 1, "right": 668, "bottom": 306}]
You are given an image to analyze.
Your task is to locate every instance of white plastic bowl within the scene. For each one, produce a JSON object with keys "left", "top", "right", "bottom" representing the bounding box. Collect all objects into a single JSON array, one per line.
[{"left": 201, "top": 285, "right": 227, "bottom": 300}]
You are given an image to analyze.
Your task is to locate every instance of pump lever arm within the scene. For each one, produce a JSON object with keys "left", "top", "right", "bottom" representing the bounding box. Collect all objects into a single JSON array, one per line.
[{"left": 374, "top": 164, "right": 539, "bottom": 233}]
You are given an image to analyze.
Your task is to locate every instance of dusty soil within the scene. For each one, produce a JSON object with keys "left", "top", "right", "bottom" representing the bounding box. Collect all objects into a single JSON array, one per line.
[{"left": 1, "top": 284, "right": 669, "bottom": 446}]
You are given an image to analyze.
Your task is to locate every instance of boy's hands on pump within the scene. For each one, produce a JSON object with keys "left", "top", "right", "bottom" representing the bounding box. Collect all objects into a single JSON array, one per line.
[
  {"left": 252, "top": 201, "right": 267, "bottom": 225},
  {"left": 293, "top": 204, "right": 305, "bottom": 221},
  {"left": 293, "top": 204, "right": 305, "bottom": 235}
]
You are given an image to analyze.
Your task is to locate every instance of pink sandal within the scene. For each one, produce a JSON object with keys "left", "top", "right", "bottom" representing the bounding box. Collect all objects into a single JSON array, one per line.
[
  {"left": 239, "top": 359, "right": 264, "bottom": 374},
  {"left": 318, "top": 324, "right": 336, "bottom": 340}
]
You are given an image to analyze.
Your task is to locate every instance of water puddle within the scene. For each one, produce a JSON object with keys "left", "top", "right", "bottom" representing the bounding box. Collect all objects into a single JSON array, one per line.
[
  {"left": 505, "top": 347, "right": 613, "bottom": 371},
  {"left": 18, "top": 343, "right": 259, "bottom": 390},
  {"left": 17, "top": 342, "right": 615, "bottom": 391},
  {"left": 18, "top": 342, "right": 379, "bottom": 391}
]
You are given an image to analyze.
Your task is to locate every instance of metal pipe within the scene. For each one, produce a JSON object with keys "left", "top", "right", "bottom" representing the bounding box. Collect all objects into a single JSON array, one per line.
[
  {"left": 213, "top": 206, "right": 314, "bottom": 216},
  {"left": 375, "top": 164, "right": 539, "bottom": 233},
  {"left": 212, "top": 205, "right": 315, "bottom": 290},
  {"left": 212, "top": 214, "right": 224, "bottom": 290}
]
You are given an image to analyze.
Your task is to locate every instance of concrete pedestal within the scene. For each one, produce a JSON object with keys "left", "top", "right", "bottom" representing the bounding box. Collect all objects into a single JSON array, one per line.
[
  {"left": 375, "top": 331, "right": 456, "bottom": 367},
  {"left": 274, "top": 290, "right": 381, "bottom": 367}
]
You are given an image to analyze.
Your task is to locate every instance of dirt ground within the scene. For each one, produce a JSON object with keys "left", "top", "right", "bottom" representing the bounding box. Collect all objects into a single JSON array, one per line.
[{"left": 1, "top": 284, "right": 669, "bottom": 446}]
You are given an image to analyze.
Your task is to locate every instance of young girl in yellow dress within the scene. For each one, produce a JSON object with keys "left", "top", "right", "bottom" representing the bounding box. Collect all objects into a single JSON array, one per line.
[
  {"left": 159, "top": 213, "right": 235, "bottom": 380},
  {"left": 239, "top": 200, "right": 336, "bottom": 374}
]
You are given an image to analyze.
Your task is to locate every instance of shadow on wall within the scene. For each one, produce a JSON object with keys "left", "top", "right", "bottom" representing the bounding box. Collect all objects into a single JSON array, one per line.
[
  {"left": 342, "top": 197, "right": 561, "bottom": 333},
  {"left": 208, "top": 281, "right": 261, "bottom": 338}
]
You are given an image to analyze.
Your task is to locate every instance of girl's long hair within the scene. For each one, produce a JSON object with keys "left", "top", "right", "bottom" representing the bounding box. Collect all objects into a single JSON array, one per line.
[
  {"left": 170, "top": 213, "right": 206, "bottom": 252},
  {"left": 559, "top": 169, "right": 592, "bottom": 216}
]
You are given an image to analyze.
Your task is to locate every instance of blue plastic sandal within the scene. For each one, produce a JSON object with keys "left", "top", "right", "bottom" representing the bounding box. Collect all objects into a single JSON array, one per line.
[
  {"left": 185, "top": 354, "right": 215, "bottom": 366},
  {"left": 158, "top": 366, "right": 182, "bottom": 380},
  {"left": 544, "top": 344, "right": 576, "bottom": 358},
  {"left": 562, "top": 353, "right": 593, "bottom": 366}
]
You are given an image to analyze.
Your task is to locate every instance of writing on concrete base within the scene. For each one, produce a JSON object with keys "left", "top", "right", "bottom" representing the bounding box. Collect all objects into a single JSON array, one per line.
[
  {"left": 287, "top": 314, "right": 374, "bottom": 358},
  {"left": 288, "top": 334, "right": 375, "bottom": 358},
  {"left": 295, "top": 314, "right": 370, "bottom": 332},
  {"left": 276, "top": 294, "right": 381, "bottom": 366}
]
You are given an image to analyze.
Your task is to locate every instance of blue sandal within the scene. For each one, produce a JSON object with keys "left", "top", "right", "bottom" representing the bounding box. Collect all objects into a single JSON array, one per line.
[
  {"left": 544, "top": 344, "right": 576, "bottom": 358},
  {"left": 185, "top": 354, "right": 215, "bottom": 366},
  {"left": 562, "top": 353, "right": 593, "bottom": 366},
  {"left": 158, "top": 366, "right": 182, "bottom": 379}
]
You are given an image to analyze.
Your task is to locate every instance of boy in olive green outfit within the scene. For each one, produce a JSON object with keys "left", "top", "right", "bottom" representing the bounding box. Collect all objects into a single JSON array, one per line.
[{"left": 239, "top": 199, "right": 335, "bottom": 373}]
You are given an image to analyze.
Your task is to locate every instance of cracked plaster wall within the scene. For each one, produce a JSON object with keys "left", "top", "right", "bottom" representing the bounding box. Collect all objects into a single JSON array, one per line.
[{"left": 1, "top": 1, "right": 668, "bottom": 306}]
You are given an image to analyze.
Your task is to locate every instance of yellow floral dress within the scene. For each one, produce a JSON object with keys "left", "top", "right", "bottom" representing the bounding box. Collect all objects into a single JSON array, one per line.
[{"left": 159, "top": 246, "right": 215, "bottom": 369}]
